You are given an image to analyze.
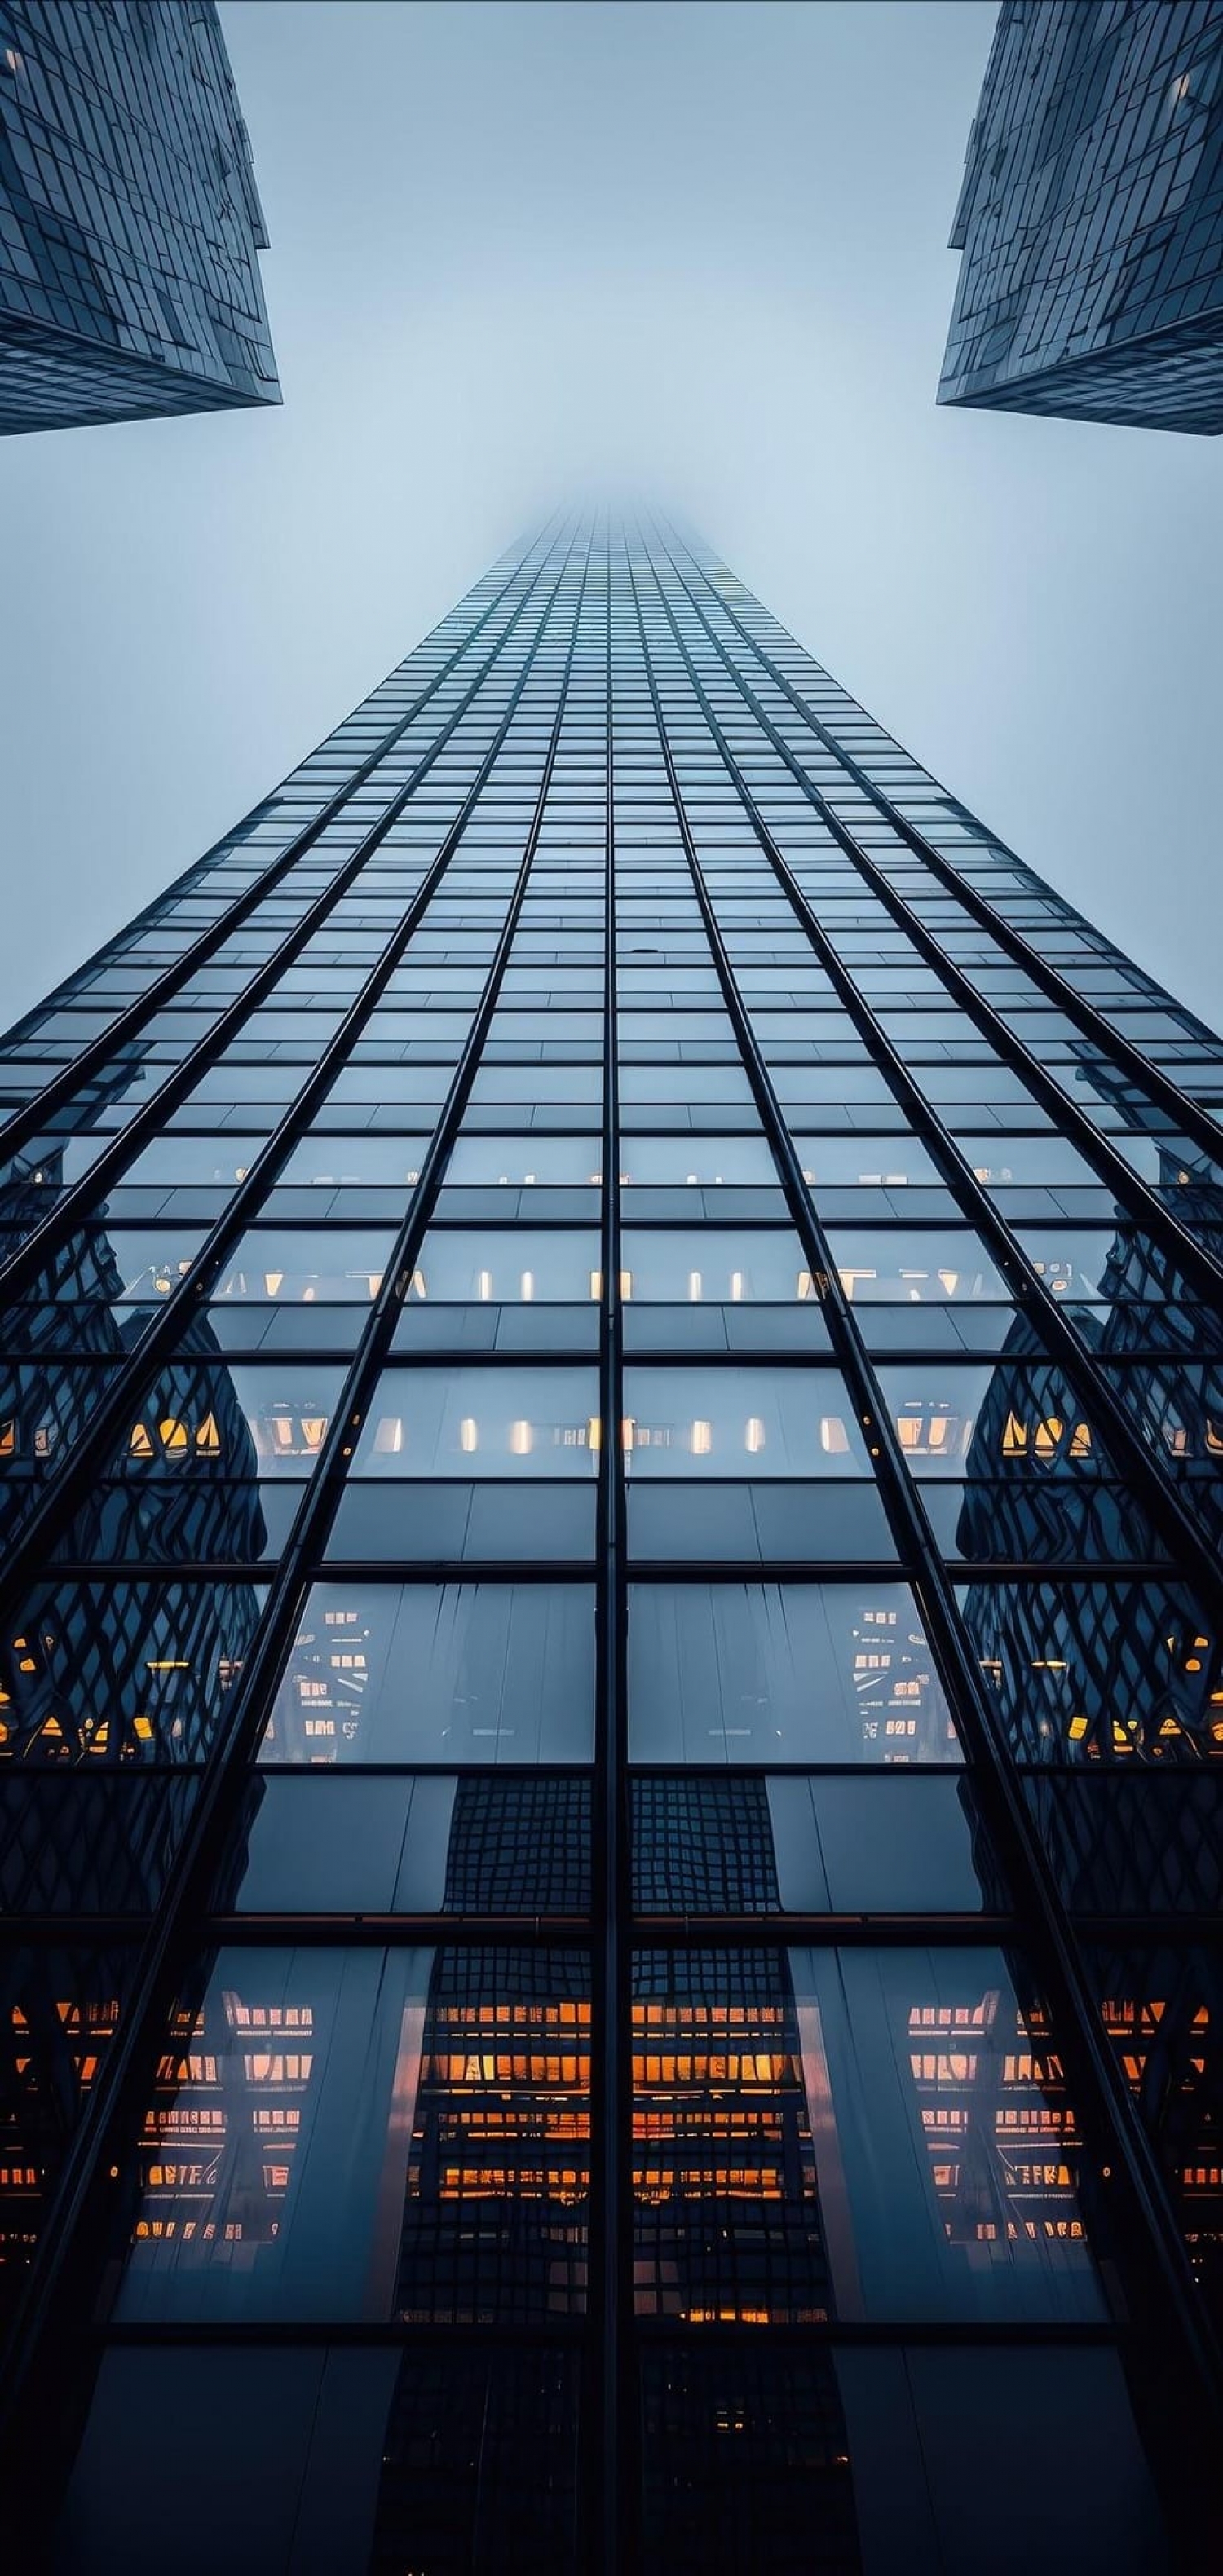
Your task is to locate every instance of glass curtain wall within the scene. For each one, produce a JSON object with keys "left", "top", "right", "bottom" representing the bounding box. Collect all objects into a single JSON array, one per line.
[{"left": 0, "top": 516, "right": 1221, "bottom": 2573}]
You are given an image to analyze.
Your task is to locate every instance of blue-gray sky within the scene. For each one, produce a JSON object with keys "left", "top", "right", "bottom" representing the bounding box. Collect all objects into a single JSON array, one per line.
[{"left": 2, "top": 0, "right": 1220, "bottom": 1030}]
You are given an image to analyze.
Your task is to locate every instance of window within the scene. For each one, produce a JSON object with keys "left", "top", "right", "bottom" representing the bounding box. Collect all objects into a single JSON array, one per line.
[
  {"left": 623, "top": 1369, "right": 871, "bottom": 1477},
  {"left": 620, "top": 1229, "right": 813, "bottom": 1303},
  {"left": 260, "top": 1581, "right": 594, "bottom": 1762},
  {"left": 628, "top": 1581, "right": 957, "bottom": 1762},
  {"left": 825, "top": 1228, "right": 1008, "bottom": 1303},
  {"left": 352, "top": 1368, "right": 600, "bottom": 1477},
  {"left": 402, "top": 1229, "right": 599, "bottom": 1303}
]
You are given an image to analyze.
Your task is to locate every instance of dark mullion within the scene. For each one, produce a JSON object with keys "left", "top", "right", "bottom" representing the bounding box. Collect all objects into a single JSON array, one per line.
[
  {"left": 641, "top": 540, "right": 1223, "bottom": 1630},
  {"left": 586, "top": 520, "right": 635, "bottom": 2576},
  {"left": 0, "top": 533, "right": 572, "bottom": 1315},
  {"left": 0, "top": 543, "right": 579, "bottom": 1625},
  {"left": 653, "top": 536, "right": 1223, "bottom": 1311},
  {"left": 0, "top": 1913, "right": 1022, "bottom": 1946},
  {"left": 29, "top": 1551, "right": 1177, "bottom": 1586},
  {"left": 0, "top": 1749, "right": 1194, "bottom": 1785},
  {"left": 97, "top": 2316, "right": 1121, "bottom": 2349},
  {"left": 625, "top": 537, "right": 1223, "bottom": 2557},
  {"left": 0, "top": 531, "right": 558, "bottom": 1167},
  {"left": 667, "top": 527, "right": 1223, "bottom": 1170},
  {"left": 0, "top": 532, "right": 597, "bottom": 2517}
]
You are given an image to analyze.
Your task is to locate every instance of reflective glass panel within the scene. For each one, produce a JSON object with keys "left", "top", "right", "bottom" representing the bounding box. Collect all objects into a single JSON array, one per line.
[
  {"left": 352, "top": 1369, "right": 599, "bottom": 1476},
  {"left": 628, "top": 1581, "right": 959, "bottom": 1762},
  {"left": 624, "top": 1370, "right": 872, "bottom": 1477},
  {"left": 260, "top": 1581, "right": 594, "bottom": 1762}
]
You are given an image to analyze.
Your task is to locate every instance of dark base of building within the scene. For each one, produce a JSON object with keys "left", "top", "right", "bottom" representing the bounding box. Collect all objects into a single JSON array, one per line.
[
  {"left": 0, "top": 312, "right": 281, "bottom": 436},
  {"left": 938, "top": 311, "right": 1223, "bottom": 436}
]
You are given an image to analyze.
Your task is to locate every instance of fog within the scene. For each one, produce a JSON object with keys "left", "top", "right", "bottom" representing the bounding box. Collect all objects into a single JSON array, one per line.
[{"left": 2, "top": 0, "right": 1219, "bottom": 1029}]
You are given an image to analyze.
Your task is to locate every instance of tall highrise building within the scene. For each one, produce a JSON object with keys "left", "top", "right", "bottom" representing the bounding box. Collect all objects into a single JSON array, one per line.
[
  {"left": 1, "top": 517, "right": 1222, "bottom": 2570},
  {"left": 0, "top": 0, "right": 278, "bottom": 434},
  {"left": 939, "top": 0, "right": 1223, "bottom": 433}
]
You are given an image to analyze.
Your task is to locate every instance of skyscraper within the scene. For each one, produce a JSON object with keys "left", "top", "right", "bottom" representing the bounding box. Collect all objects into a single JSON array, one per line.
[
  {"left": 1, "top": 517, "right": 1221, "bottom": 2570},
  {"left": 939, "top": 0, "right": 1223, "bottom": 433},
  {"left": 0, "top": 0, "right": 278, "bottom": 434}
]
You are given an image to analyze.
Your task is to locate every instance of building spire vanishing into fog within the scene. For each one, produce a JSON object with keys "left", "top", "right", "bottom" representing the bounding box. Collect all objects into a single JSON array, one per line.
[{"left": 1, "top": 517, "right": 1222, "bottom": 2569}]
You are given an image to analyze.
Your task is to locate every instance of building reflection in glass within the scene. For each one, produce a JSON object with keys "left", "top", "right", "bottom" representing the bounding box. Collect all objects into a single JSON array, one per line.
[
  {"left": 627, "top": 1581, "right": 958, "bottom": 1764},
  {"left": 1091, "top": 1947, "right": 1223, "bottom": 2337},
  {"left": 0, "top": 1947, "right": 130, "bottom": 2331},
  {"left": 259, "top": 1580, "right": 595, "bottom": 1766},
  {"left": 634, "top": 1946, "right": 1105, "bottom": 2329},
  {"left": 110, "top": 1943, "right": 590, "bottom": 2331},
  {"left": 0, "top": 1180, "right": 277, "bottom": 2318}
]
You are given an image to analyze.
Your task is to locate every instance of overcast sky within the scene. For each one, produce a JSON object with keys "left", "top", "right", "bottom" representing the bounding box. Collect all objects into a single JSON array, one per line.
[{"left": 2, "top": 0, "right": 1220, "bottom": 1031}]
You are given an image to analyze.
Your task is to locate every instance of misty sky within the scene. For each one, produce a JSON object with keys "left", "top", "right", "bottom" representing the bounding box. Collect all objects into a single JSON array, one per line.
[{"left": 2, "top": 0, "right": 1220, "bottom": 1032}]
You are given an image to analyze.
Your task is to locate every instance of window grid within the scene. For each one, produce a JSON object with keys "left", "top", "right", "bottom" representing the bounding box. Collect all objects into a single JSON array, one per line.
[{"left": 1, "top": 518, "right": 1221, "bottom": 2571}]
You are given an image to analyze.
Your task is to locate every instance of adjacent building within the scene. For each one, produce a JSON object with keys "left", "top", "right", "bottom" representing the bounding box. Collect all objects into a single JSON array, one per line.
[
  {"left": 2, "top": 518, "right": 1223, "bottom": 2569},
  {"left": 939, "top": 0, "right": 1223, "bottom": 432},
  {"left": 0, "top": 0, "right": 278, "bottom": 434}
]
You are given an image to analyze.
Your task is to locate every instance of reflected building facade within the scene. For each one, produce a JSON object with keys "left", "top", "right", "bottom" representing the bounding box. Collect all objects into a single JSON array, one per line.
[
  {"left": 0, "top": 0, "right": 277, "bottom": 434},
  {"left": 1, "top": 518, "right": 1221, "bottom": 2567},
  {"left": 939, "top": 0, "right": 1223, "bottom": 433}
]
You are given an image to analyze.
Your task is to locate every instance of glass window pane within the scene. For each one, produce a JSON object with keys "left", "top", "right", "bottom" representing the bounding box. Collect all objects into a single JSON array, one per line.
[
  {"left": 121, "top": 1361, "right": 346, "bottom": 1480},
  {"left": 0, "top": 1577, "right": 266, "bottom": 1765},
  {"left": 112, "top": 1943, "right": 591, "bottom": 2327},
  {"left": 352, "top": 1369, "right": 599, "bottom": 1476},
  {"left": 826, "top": 1229, "right": 1009, "bottom": 1303},
  {"left": 259, "top": 1581, "right": 594, "bottom": 1763},
  {"left": 232, "top": 1775, "right": 589, "bottom": 1913},
  {"left": 406, "top": 1229, "right": 600, "bottom": 1303},
  {"left": 11, "top": 1228, "right": 205, "bottom": 1309},
  {"left": 444, "top": 1136, "right": 601, "bottom": 1186},
  {"left": 0, "top": 1946, "right": 135, "bottom": 2331},
  {"left": 278, "top": 1135, "right": 430, "bottom": 1187},
  {"left": 832, "top": 2346, "right": 1165, "bottom": 2576},
  {"left": 876, "top": 1361, "right": 1110, "bottom": 1478},
  {"left": 630, "top": 1775, "right": 987, "bottom": 1913},
  {"left": 211, "top": 1230, "right": 395, "bottom": 1303},
  {"left": 796, "top": 1133, "right": 942, "bottom": 1186},
  {"left": 620, "top": 1136, "right": 775, "bottom": 1184},
  {"left": 60, "top": 2344, "right": 581, "bottom": 2574},
  {"left": 624, "top": 1369, "right": 871, "bottom": 1477},
  {"left": 628, "top": 1581, "right": 958, "bottom": 1762},
  {"left": 957, "top": 1576, "right": 1221, "bottom": 1764},
  {"left": 786, "top": 1945, "right": 1106, "bottom": 2322},
  {"left": 113, "top": 1947, "right": 432, "bottom": 2322},
  {"left": 621, "top": 1230, "right": 815, "bottom": 1303},
  {"left": 767, "top": 1775, "right": 988, "bottom": 1912}
]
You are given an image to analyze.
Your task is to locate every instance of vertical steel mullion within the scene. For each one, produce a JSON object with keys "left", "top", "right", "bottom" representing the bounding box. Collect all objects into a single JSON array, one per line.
[
  {"left": 0, "top": 528, "right": 575, "bottom": 1309},
  {"left": 0, "top": 530, "right": 559, "bottom": 1167},
  {"left": 653, "top": 536, "right": 1223, "bottom": 1309},
  {"left": 643, "top": 540, "right": 1223, "bottom": 1624},
  {"left": 0, "top": 531, "right": 596, "bottom": 2516},
  {"left": 586, "top": 519, "right": 634, "bottom": 2575},
  {"left": 667, "top": 527, "right": 1223, "bottom": 1171},
  {"left": 636, "top": 564, "right": 1223, "bottom": 1630},
  {"left": 0, "top": 545, "right": 581, "bottom": 1625},
  {"left": 626, "top": 536, "right": 1223, "bottom": 2556}
]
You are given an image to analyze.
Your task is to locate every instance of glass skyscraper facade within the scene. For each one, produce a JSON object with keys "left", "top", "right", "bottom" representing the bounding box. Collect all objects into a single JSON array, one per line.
[
  {"left": 1, "top": 516, "right": 1222, "bottom": 2569},
  {"left": 940, "top": 0, "right": 1223, "bottom": 434},
  {"left": 0, "top": 0, "right": 277, "bottom": 434}
]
